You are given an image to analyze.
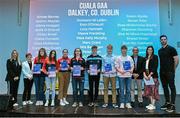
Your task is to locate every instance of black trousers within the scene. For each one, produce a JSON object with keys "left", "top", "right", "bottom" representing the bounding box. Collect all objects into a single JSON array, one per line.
[
  {"left": 10, "top": 79, "right": 20, "bottom": 103},
  {"left": 160, "top": 71, "right": 176, "bottom": 104},
  {"left": 88, "top": 75, "right": 100, "bottom": 102},
  {"left": 22, "top": 79, "right": 34, "bottom": 101}
]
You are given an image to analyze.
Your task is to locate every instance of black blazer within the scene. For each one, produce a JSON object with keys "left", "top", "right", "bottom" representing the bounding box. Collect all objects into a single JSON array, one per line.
[
  {"left": 5, "top": 59, "right": 22, "bottom": 81},
  {"left": 143, "top": 55, "right": 158, "bottom": 78},
  {"left": 131, "top": 56, "right": 145, "bottom": 79}
]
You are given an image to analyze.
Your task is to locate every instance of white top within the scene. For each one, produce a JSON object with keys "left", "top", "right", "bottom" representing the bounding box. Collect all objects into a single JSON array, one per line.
[
  {"left": 22, "top": 61, "right": 33, "bottom": 79},
  {"left": 115, "top": 55, "right": 134, "bottom": 78},
  {"left": 145, "top": 59, "right": 150, "bottom": 70}
]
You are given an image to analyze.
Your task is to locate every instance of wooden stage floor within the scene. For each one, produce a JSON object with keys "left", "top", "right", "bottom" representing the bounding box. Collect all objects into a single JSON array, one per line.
[{"left": 1, "top": 95, "right": 180, "bottom": 117}]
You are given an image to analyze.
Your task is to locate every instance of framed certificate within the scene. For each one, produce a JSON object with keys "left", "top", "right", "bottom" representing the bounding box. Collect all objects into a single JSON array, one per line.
[
  {"left": 90, "top": 64, "right": 98, "bottom": 76},
  {"left": 73, "top": 65, "right": 81, "bottom": 76},
  {"left": 123, "top": 61, "right": 131, "bottom": 71},
  {"left": 61, "top": 61, "right": 68, "bottom": 71},
  {"left": 33, "top": 64, "right": 41, "bottom": 74},
  {"left": 48, "top": 64, "right": 56, "bottom": 78},
  {"left": 104, "top": 63, "right": 112, "bottom": 72}
]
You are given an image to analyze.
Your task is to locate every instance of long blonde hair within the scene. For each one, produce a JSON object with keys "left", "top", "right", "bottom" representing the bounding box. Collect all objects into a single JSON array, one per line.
[{"left": 10, "top": 49, "right": 21, "bottom": 65}]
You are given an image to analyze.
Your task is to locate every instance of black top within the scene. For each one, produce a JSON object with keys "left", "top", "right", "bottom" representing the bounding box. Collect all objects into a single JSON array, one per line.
[
  {"left": 158, "top": 45, "right": 178, "bottom": 72},
  {"left": 131, "top": 56, "right": 145, "bottom": 79},
  {"left": 5, "top": 59, "right": 22, "bottom": 81},
  {"left": 143, "top": 55, "right": 159, "bottom": 78},
  {"left": 70, "top": 57, "right": 86, "bottom": 78},
  {"left": 28, "top": 62, "right": 32, "bottom": 70},
  {"left": 86, "top": 54, "right": 102, "bottom": 77}
]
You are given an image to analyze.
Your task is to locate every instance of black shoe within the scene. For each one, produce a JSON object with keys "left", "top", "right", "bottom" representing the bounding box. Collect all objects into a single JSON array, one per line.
[
  {"left": 166, "top": 104, "right": 175, "bottom": 113},
  {"left": 138, "top": 102, "right": 143, "bottom": 107},
  {"left": 161, "top": 103, "right": 171, "bottom": 110},
  {"left": 131, "top": 102, "right": 135, "bottom": 107}
]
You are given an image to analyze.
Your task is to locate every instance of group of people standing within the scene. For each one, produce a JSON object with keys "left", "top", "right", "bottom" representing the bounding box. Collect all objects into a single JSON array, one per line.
[{"left": 5, "top": 35, "right": 179, "bottom": 113}]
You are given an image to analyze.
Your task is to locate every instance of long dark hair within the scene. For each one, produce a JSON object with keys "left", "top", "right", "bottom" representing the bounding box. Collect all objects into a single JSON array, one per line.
[
  {"left": 49, "top": 50, "right": 57, "bottom": 64},
  {"left": 38, "top": 48, "right": 47, "bottom": 62},
  {"left": 73, "top": 48, "right": 82, "bottom": 58},
  {"left": 146, "top": 46, "right": 154, "bottom": 59}
]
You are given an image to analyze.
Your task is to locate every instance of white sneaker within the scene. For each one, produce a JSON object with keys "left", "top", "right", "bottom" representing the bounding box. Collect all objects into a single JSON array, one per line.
[
  {"left": 102, "top": 103, "right": 108, "bottom": 108},
  {"left": 147, "top": 104, "right": 156, "bottom": 110},
  {"left": 44, "top": 100, "right": 49, "bottom": 107},
  {"left": 119, "top": 103, "right": 125, "bottom": 109},
  {"left": 60, "top": 99, "right": 66, "bottom": 106},
  {"left": 40, "top": 101, "right": 44, "bottom": 105},
  {"left": 27, "top": 100, "right": 33, "bottom": 105},
  {"left": 22, "top": 101, "right": 27, "bottom": 106},
  {"left": 63, "top": 98, "right": 69, "bottom": 105},
  {"left": 13, "top": 103, "right": 19, "bottom": 107},
  {"left": 88, "top": 102, "right": 94, "bottom": 107},
  {"left": 126, "top": 103, "right": 132, "bottom": 109},
  {"left": 112, "top": 104, "right": 118, "bottom": 108},
  {"left": 72, "top": 102, "right": 78, "bottom": 107},
  {"left": 146, "top": 104, "right": 152, "bottom": 109},
  {"left": 51, "top": 100, "right": 55, "bottom": 107},
  {"left": 35, "top": 101, "right": 40, "bottom": 106},
  {"left": 79, "top": 102, "right": 83, "bottom": 107}
]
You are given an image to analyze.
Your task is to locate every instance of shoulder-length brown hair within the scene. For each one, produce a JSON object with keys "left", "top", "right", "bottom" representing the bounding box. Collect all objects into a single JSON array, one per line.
[
  {"left": 73, "top": 48, "right": 82, "bottom": 58},
  {"left": 38, "top": 48, "right": 47, "bottom": 62}
]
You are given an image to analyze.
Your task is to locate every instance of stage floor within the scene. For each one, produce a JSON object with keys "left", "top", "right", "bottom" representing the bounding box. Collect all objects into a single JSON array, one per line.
[{"left": 1, "top": 95, "right": 180, "bottom": 117}]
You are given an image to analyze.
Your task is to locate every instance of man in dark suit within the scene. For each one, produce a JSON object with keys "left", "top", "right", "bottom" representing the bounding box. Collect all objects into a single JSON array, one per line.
[{"left": 131, "top": 47, "right": 145, "bottom": 107}]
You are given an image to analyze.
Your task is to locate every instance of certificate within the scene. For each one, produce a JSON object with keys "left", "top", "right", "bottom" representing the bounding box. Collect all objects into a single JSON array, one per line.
[
  {"left": 33, "top": 64, "right": 41, "bottom": 74},
  {"left": 48, "top": 64, "right": 56, "bottom": 78},
  {"left": 123, "top": 61, "right": 131, "bottom": 71},
  {"left": 90, "top": 64, "right": 98, "bottom": 75},
  {"left": 73, "top": 65, "right": 81, "bottom": 76},
  {"left": 61, "top": 61, "right": 68, "bottom": 71},
  {"left": 143, "top": 77, "right": 155, "bottom": 85},
  {"left": 104, "top": 63, "right": 112, "bottom": 72}
]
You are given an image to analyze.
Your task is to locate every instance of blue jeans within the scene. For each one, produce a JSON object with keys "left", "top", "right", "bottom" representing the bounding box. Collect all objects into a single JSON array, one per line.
[
  {"left": 72, "top": 78, "right": 84, "bottom": 103},
  {"left": 118, "top": 77, "right": 131, "bottom": 104},
  {"left": 45, "top": 77, "right": 56, "bottom": 100},
  {"left": 34, "top": 76, "right": 45, "bottom": 101}
]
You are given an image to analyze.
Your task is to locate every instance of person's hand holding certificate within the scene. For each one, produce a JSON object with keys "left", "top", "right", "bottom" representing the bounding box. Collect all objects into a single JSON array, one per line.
[
  {"left": 61, "top": 61, "right": 68, "bottom": 71},
  {"left": 73, "top": 65, "right": 81, "bottom": 76},
  {"left": 89, "top": 64, "right": 98, "bottom": 76},
  {"left": 143, "top": 77, "right": 155, "bottom": 85},
  {"left": 48, "top": 64, "right": 56, "bottom": 78},
  {"left": 33, "top": 64, "right": 41, "bottom": 74}
]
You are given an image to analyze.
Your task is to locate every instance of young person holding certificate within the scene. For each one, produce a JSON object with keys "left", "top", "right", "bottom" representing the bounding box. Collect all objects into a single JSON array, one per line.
[
  {"left": 143, "top": 46, "right": 159, "bottom": 110},
  {"left": 22, "top": 53, "right": 33, "bottom": 106},
  {"left": 158, "top": 35, "right": 179, "bottom": 112},
  {"left": 87, "top": 46, "right": 102, "bottom": 107},
  {"left": 43, "top": 50, "right": 58, "bottom": 107},
  {"left": 102, "top": 44, "right": 118, "bottom": 108},
  {"left": 33, "top": 48, "right": 47, "bottom": 106},
  {"left": 70, "top": 48, "right": 85, "bottom": 107},
  {"left": 131, "top": 47, "right": 145, "bottom": 108},
  {"left": 6, "top": 50, "right": 22, "bottom": 107},
  {"left": 57, "top": 49, "right": 71, "bottom": 106},
  {"left": 115, "top": 45, "right": 134, "bottom": 109}
]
